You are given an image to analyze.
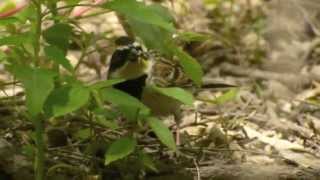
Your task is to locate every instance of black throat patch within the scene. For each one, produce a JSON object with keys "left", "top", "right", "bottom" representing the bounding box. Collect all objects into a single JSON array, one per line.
[{"left": 113, "top": 74, "right": 148, "bottom": 99}]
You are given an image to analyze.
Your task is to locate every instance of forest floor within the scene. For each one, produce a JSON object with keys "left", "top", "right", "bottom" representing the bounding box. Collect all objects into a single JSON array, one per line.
[{"left": 1, "top": 0, "right": 320, "bottom": 179}]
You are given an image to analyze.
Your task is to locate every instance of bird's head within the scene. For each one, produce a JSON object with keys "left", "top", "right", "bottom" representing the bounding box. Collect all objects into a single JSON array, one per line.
[{"left": 108, "top": 36, "right": 150, "bottom": 80}]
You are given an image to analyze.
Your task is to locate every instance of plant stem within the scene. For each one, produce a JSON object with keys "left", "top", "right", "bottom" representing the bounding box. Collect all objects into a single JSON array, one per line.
[
  {"left": 33, "top": 1, "right": 45, "bottom": 180},
  {"left": 35, "top": 116, "right": 45, "bottom": 180},
  {"left": 34, "top": 0, "right": 42, "bottom": 66}
]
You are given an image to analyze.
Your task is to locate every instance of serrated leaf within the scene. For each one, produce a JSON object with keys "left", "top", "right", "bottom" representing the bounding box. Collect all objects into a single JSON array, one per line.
[
  {"left": 105, "top": 137, "right": 136, "bottom": 165},
  {"left": 147, "top": 117, "right": 176, "bottom": 151},
  {"left": 90, "top": 78, "right": 125, "bottom": 90},
  {"left": 172, "top": 47, "right": 203, "bottom": 87},
  {"left": 43, "top": 23, "right": 72, "bottom": 52},
  {"left": 8, "top": 65, "right": 56, "bottom": 117},
  {"left": 44, "top": 84, "right": 90, "bottom": 117},
  {"left": 101, "top": 88, "right": 150, "bottom": 120},
  {"left": 103, "top": 0, "right": 175, "bottom": 32},
  {"left": 44, "top": 45, "right": 74, "bottom": 73},
  {"left": 151, "top": 86, "right": 194, "bottom": 106}
]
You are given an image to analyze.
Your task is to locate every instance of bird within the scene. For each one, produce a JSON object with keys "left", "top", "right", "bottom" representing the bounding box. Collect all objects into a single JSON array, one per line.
[
  {"left": 107, "top": 36, "right": 237, "bottom": 145},
  {"left": 107, "top": 36, "right": 190, "bottom": 145},
  {"left": 107, "top": 36, "right": 149, "bottom": 99},
  {"left": 143, "top": 54, "right": 197, "bottom": 145}
]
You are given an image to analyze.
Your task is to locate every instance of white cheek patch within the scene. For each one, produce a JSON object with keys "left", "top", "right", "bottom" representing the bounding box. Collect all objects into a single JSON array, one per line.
[{"left": 132, "top": 42, "right": 140, "bottom": 47}]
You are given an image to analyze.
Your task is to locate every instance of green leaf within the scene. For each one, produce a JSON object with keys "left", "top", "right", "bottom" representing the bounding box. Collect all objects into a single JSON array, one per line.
[
  {"left": 44, "top": 84, "right": 90, "bottom": 117},
  {"left": 127, "top": 18, "right": 174, "bottom": 56},
  {"left": 103, "top": 0, "right": 175, "bottom": 32},
  {"left": 139, "top": 151, "right": 158, "bottom": 172},
  {"left": 21, "top": 144, "right": 35, "bottom": 158},
  {"left": 101, "top": 88, "right": 150, "bottom": 120},
  {"left": 14, "top": 4, "right": 36, "bottom": 22},
  {"left": 0, "top": 1, "right": 16, "bottom": 14},
  {"left": 105, "top": 137, "right": 136, "bottom": 165},
  {"left": 65, "top": 0, "right": 81, "bottom": 5},
  {"left": 0, "top": 51, "right": 6, "bottom": 61},
  {"left": 8, "top": 65, "right": 56, "bottom": 117},
  {"left": 93, "top": 108, "right": 120, "bottom": 129},
  {"left": 43, "top": 23, "right": 72, "bottom": 52},
  {"left": 93, "top": 108, "right": 120, "bottom": 121},
  {"left": 101, "top": 88, "right": 147, "bottom": 110},
  {"left": 60, "top": 74, "right": 79, "bottom": 84},
  {"left": 148, "top": 4, "right": 175, "bottom": 23},
  {"left": 0, "top": 34, "right": 31, "bottom": 46},
  {"left": 73, "top": 128, "right": 91, "bottom": 140},
  {"left": 146, "top": 117, "right": 176, "bottom": 151},
  {"left": 90, "top": 78, "right": 125, "bottom": 90},
  {"left": 44, "top": 45, "right": 74, "bottom": 73},
  {"left": 214, "top": 88, "right": 238, "bottom": 104},
  {"left": 151, "top": 86, "right": 194, "bottom": 106},
  {"left": 177, "top": 32, "right": 210, "bottom": 42},
  {"left": 0, "top": 17, "right": 20, "bottom": 26},
  {"left": 204, "top": 0, "right": 223, "bottom": 5},
  {"left": 117, "top": 2, "right": 175, "bottom": 56},
  {"left": 96, "top": 116, "right": 119, "bottom": 130},
  {"left": 172, "top": 47, "right": 203, "bottom": 86}
]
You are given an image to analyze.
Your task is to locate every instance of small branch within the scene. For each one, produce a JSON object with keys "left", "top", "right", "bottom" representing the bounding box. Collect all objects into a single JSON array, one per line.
[
  {"left": 219, "top": 62, "right": 317, "bottom": 89},
  {"left": 193, "top": 158, "right": 201, "bottom": 180}
]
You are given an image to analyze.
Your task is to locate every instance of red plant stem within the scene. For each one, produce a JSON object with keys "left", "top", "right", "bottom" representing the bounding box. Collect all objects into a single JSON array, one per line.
[
  {"left": 70, "top": 0, "right": 106, "bottom": 17},
  {"left": 0, "top": 1, "right": 29, "bottom": 18}
]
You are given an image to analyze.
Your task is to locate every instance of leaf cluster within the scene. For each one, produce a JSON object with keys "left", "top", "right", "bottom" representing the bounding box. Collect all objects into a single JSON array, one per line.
[{"left": 0, "top": 0, "right": 205, "bottom": 176}]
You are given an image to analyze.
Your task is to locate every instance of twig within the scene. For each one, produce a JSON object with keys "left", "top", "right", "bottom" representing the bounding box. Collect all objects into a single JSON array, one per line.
[
  {"left": 193, "top": 158, "right": 201, "bottom": 180},
  {"left": 219, "top": 62, "right": 317, "bottom": 88},
  {"left": 180, "top": 146, "right": 285, "bottom": 160}
]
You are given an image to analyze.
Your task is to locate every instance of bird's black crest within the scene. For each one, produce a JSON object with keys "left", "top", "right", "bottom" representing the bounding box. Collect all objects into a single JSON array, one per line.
[{"left": 109, "top": 36, "right": 145, "bottom": 73}]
